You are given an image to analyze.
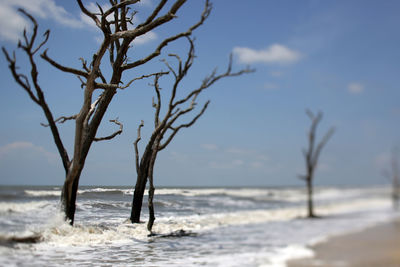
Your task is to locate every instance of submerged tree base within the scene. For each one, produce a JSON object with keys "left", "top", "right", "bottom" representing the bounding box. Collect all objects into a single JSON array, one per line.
[
  {"left": 147, "top": 229, "right": 198, "bottom": 238},
  {"left": 0, "top": 234, "right": 42, "bottom": 246},
  {"left": 307, "top": 214, "right": 323, "bottom": 219}
]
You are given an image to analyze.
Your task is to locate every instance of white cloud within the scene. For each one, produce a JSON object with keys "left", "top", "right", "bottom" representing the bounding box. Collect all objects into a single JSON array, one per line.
[
  {"left": 233, "top": 44, "right": 302, "bottom": 65},
  {"left": 134, "top": 31, "right": 158, "bottom": 45},
  {"left": 0, "top": 4, "right": 28, "bottom": 42},
  {"left": 263, "top": 82, "right": 279, "bottom": 90},
  {"left": 138, "top": 0, "right": 153, "bottom": 7},
  {"left": 201, "top": 144, "right": 219, "bottom": 151},
  {"left": 347, "top": 82, "right": 364, "bottom": 94},
  {"left": 80, "top": 2, "right": 112, "bottom": 30},
  {"left": 0, "top": 141, "right": 57, "bottom": 163},
  {"left": 0, "top": 0, "right": 82, "bottom": 42},
  {"left": 78, "top": 2, "right": 156, "bottom": 45}
]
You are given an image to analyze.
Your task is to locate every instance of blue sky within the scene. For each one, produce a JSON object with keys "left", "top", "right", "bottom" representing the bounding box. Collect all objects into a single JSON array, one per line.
[{"left": 0, "top": 0, "right": 399, "bottom": 187}]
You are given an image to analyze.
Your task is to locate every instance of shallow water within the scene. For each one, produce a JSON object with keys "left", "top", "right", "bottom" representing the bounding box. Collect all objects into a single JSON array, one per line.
[{"left": 0, "top": 185, "right": 397, "bottom": 266}]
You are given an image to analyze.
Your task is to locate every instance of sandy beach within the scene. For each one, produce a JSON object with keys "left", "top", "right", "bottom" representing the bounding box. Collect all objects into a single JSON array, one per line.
[{"left": 287, "top": 219, "right": 400, "bottom": 267}]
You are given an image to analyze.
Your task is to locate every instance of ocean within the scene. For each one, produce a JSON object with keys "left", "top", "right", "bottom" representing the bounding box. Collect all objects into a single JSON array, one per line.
[{"left": 0, "top": 185, "right": 398, "bottom": 266}]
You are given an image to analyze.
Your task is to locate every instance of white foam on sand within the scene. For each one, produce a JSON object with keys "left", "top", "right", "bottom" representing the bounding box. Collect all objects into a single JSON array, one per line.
[{"left": 260, "top": 244, "right": 315, "bottom": 267}]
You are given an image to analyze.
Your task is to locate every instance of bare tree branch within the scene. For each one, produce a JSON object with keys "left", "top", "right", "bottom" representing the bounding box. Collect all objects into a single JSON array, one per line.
[
  {"left": 41, "top": 115, "right": 77, "bottom": 127},
  {"left": 139, "top": 0, "right": 167, "bottom": 27},
  {"left": 32, "top": 30, "right": 50, "bottom": 55},
  {"left": 2, "top": 48, "right": 39, "bottom": 104},
  {"left": 103, "top": 0, "right": 140, "bottom": 18},
  {"left": 129, "top": 0, "right": 253, "bottom": 228},
  {"left": 41, "top": 50, "right": 89, "bottom": 78},
  {"left": 312, "top": 127, "right": 335, "bottom": 168},
  {"left": 159, "top": 100, "right": 210, "bottom": 150},
  {"left": 134, "top": 120, "right": 144, "bottom": 175},
  {"left": 94, "top": 71, "right": 169, "bottom": 90},
  {"left": 79, "top": 57, "right": 91, "bottom": 73},
  {"left": 93, "top": 118, "right": 123, "bottom": 142},
  {"left": 173, "top": 54, "right": 254, "bottom": 108},
  {"left": 122, "top": 0, "right": 211, "bottom": 71},
  {"left": 112, "top": 0, "right": 187, "bottom": 40},
  {"left": 300, "top": 109, "right": 334, "bottom": 218},
  {"left": 2, "top": 9, "right": 70, "bottom": 172},
  {"left": 76, "top": 0, "right": 101, "bottom": 28}
]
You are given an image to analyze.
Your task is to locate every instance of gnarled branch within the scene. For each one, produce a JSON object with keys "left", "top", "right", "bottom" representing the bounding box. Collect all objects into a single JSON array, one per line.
[
  {"left": 94, "top": 71, "right": 169, "bottom": 90},
  {"left": 93, "top": 118, "right": 123, "bottom": 142},
  {"left": 2, "top": 9, "right": 70, "bottom": 172},
  {"left": 41, "top": 50, "right": 89, "bottom": 78},
  {"left": 41, "top": 115, "right": 77, "bottom": 127},
  {"left": 134, "top": 120, "right": 144, "bottom": 175},
  {"left": 159, "top": 100, "right": 210, "bottom": 150},
  {"left": 122, "top": 0, "right": 210, "bottom": 71}
]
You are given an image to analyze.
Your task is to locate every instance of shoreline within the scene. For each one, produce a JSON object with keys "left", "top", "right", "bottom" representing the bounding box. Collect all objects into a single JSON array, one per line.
[{"left": 287, "top": 218, "right": 400, "bottom": 267}]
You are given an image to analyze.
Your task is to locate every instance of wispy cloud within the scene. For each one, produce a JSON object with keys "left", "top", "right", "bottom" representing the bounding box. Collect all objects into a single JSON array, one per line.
[
  {"left": 263, "top": 82, "right": 279, "bottom": 90},
  {"left": 0, "top": 0, "right": 159, "bottom": 46},
  {"left": 0, "top": 0, "right": 83, "bottom": 42},
  {"left": 201, "top": 144, "right": 219, "bottom": 151},
  {"left": 138, "top": 0, "right": 153, "bottom": 7},
  {"left": 134, "top": 31, "right": 158, "bottom": 45},
  {"left": 347, "top": 82, "right": 364, "bottom": 94},
  {"left": 0, "top": 141, "right": 57, "bottom": 163},
  {"left": 233, "top": 44, "right": 302, "bottom": 65}
]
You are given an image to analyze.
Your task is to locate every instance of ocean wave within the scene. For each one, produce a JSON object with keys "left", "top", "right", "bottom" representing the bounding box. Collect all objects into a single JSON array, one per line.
[
  {"left": 78, "top": 188, "right": 133, "bottom": 195},
  {"left": 0, "top": 195, "right": 390, "bottom": 251},
  {"left": 24, "top": 190, "right": 61, "bottom": 197},
  {"left": 0, "top": 201, "right": 54, "bottom": 213}
]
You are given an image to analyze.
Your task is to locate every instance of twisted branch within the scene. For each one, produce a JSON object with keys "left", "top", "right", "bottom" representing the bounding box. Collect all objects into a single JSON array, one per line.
[
  {"left": 134, "top": 120, "right": 144, "bottom": 175},
  {"left": 93, "top": 118, "right": 123, "bottom": 142},
  {"left": 2, "top": 9, "right": 70, "bottom": 172},
  {"left": 41, "top": 115, "right": 77, "bottom": 127}
]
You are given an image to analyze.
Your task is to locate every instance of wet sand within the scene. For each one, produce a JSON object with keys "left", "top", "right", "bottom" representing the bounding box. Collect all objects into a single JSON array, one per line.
[{"left": 287, "top": 219, "right": 400, "bottom": 267}]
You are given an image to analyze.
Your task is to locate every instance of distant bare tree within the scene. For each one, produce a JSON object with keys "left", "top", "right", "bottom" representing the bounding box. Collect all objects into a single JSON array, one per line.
[
  {"left": 3, "top": 0, "right": 208, "bottom": 225},
  {"left": 131, "top": 38, "right": 253, "bottom": 232},
  {"left": 299, "top": 109, "right": 335, "bottom": 218},
  {"left": 383, "top": 148, "right": 400, "bottom": 210}
]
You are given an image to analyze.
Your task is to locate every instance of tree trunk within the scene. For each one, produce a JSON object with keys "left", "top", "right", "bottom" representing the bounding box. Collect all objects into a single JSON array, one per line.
[
  {"left": 306, "top": 178, "right": 315, "bottom": 218},
  {"left": 61, "top": 164, "right": 84, "bottom": 225},
  {"left": 392, "top": 192, "right": 399, "bottom": 210},
  {"left": 147, "top": 143, "right": 158, "bottom": 232},
  {"left": 131, "top": 143, "right": 154, "bottom": 223},
  {"left": 130, "top": 171, "right": 148, "bottom": 223},
  {"left": 147, "top": 183, "right": 155, "bottom": 232}
]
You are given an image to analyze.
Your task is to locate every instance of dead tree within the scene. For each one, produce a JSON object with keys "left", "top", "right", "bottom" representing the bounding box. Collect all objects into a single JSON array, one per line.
[
  {"left": 383, "top": 148, "right": 400, "bottom": 210},
  {"left": 131, "top": 37, "right": 253, "bottom": 232},
  {"left": 3, "top": 0, "right": 202, "bottom": 225},
  {"left": 299, "top": 110, "right": 335, "bottom": 218}
]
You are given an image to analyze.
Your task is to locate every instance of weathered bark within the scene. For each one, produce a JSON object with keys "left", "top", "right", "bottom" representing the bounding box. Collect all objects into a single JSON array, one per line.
[
  {"left": 4, "top": 1, "right": 191, "bottom": 225},
  {"left": 130, "top": 171, "right": 149, "bottom": 223},
  {"left": 147, "top": 143, "right": 158, "bottom": 232},
  {"left": 131, "top": 33, "right": 254, "bottom": 231},
  {"left": 61, "top": 170, "right": 81, "bottom": 225}
]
